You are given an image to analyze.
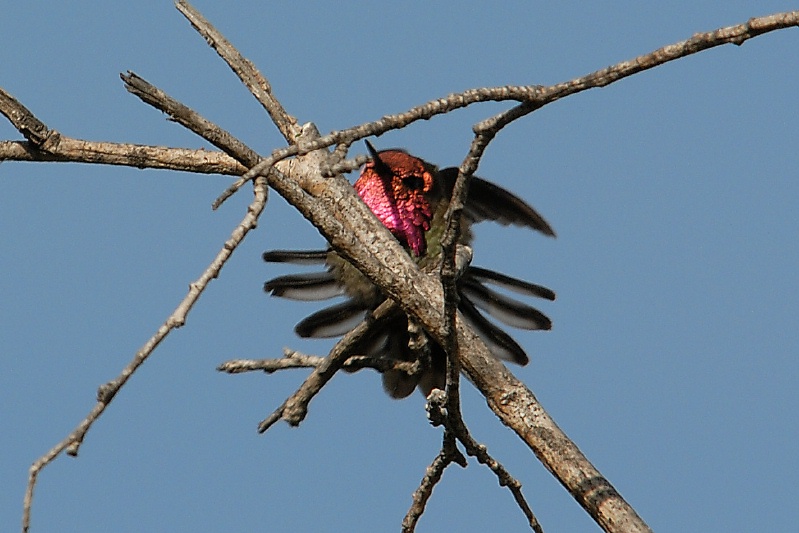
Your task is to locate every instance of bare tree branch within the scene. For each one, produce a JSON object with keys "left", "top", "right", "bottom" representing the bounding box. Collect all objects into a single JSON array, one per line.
[
  {"left": 0, "top": 85, "right": 247, "bottom": 174},
  {"left": 218, "top": 348, "right": 419, "bottom": 375},
  {"left": 175, "top": 0, "right": 299, "bottom": 141},
  {"left": 122, "top": 72, "right": 263, "bottom": 166},
  {"left": 114, "top": 69, "right": 562, "bottom": 532},
  {"left": 21, "top": 175, "right": 268, "bottom": 533},
  {"left": 214, "top": 10, "right": 799, "bottom": 204},
  {"left": 257, "top": 299, "right": 401, "bottom": 432},
  {"left": 5, "top": 11, "right": 796, "bottom": 184},
  {"left": 0, "top": 138, "right": 243, "bottom": 174},
  {"left": 7, "top": 5, "right": 797, "bottom": 533},
  {"left": 402, "top": 412, "right": 464, "bottom": 533},
  {"left": 406, "top": 127, "right": 550, "bottom": 531},
  {"left": 423, "top": 390, "right": 544, "bottom": 533}
]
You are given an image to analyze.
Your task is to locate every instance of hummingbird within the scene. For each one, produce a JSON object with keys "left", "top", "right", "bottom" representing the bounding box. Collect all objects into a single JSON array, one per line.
[{"left": 263, "top": 141, "right": 555, "bottom": 398}]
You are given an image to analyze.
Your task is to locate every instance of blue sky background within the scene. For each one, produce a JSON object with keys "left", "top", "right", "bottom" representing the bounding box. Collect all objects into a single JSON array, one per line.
[{"left": 2, "top": 2, "right": 797, "bottom": 532}]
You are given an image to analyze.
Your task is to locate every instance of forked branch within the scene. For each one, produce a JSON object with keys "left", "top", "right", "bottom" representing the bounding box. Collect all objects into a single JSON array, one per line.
[{"left": 5, "top": 4, "right": 796, "bottom": 533}]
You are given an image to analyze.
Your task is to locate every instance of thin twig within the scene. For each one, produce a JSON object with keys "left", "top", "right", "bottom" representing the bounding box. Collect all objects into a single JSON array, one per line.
[
  {"left": 419, "top": 390, "right": 543, "bottom": 531},
  {"left": 432, "top": 124, "right": 544, "bottom": 529},
  {"left": 450, "top": 413, "right": 543, "bottom": 533},
  {"left": 419, "top": 101, "right": 551, "bottom": 530},
  {"left": 175, "top": 0, "right": 299, "bottom": 141},
  {"left": 10, "top": 8, "right": 796, "bottom": 533},
  {"left": 122, "top": 72, "right": 263, "bottom": 166},
  {"left": 402, "top": 451, "right": 450, "bottom": 532},
  {"left": 410, "top": 111, "right": 565, "bottom": 531},
  {"left": 401, "top": 440, "right": 456, "bottom": 532},
  {"left": 217, "top": 348, "right": 418, "bottom": 376},
  {"left": 437, "top": 139, "right": 485, "bottom": 427},
  {"left": 257, "top": 298, "right": 402, "bottom": 431},
  {"left": 6, "top": 11, "right": 796, "bottom": 207},
  {"left": 211, "top": 10, "right": 799, "bottom": 204},
  {"left": 21, "top": 175, "right": 268, "bottom": 533},
  {"left": 402, "top": 392, "right": 468, "bottom": 533}
]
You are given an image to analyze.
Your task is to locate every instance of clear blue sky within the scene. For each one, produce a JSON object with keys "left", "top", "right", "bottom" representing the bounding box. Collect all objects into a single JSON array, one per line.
[{"left": 2, "top": 2, "right": 797, "bottom": 532}]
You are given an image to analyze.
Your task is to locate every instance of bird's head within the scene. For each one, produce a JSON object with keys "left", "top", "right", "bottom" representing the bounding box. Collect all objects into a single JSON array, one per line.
[{"left": 354, "top": 141, "right": 437, "bottom": 256}]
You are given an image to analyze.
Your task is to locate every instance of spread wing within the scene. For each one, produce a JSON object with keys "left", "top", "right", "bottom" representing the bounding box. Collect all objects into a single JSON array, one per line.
[{"left": 437, "top": 167, "right": 556, "bottom": 237}]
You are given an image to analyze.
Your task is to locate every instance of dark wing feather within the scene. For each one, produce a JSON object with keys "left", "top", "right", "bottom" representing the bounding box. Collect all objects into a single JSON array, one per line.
[{"left": 437, "top": 167, "right": 556, "bottom": 237}]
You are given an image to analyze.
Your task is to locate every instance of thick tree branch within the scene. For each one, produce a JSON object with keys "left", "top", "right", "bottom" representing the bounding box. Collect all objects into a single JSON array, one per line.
[
  {"left": 115, "top": 66, "right": 576, "bottom": 524},
  {"left": 9, "top": 7, "right": 797, "bottom": 533}
]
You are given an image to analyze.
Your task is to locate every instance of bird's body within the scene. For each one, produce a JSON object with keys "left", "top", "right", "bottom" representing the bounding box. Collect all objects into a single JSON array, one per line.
[{"left": 264, "top": 144, "right": 555, "bottom": 398}]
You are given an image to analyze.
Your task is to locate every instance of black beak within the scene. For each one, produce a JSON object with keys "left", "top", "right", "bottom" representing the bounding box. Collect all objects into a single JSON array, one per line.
[{"left": 365, "top": 140, "right": 392, "bottom": 176}]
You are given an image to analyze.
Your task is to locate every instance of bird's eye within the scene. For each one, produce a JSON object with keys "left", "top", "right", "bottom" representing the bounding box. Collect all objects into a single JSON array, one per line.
[{"left": 402, "top": 175, "right": 426, "bottom": 191}]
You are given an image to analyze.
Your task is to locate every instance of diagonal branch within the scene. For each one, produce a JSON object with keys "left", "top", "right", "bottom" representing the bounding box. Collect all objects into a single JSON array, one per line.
[
  {"left": 11, "top": 7, "right": 797, "bottom": 533},
  {"left": 21, "top": 175, "right": 268, "bottom": 533},
  {"left": 212, "top": 10, "right": 799, "bottom": 204},
  {"left": 5, "top": 11, "right": 796, "bottom": 205},
  {"left": 175, "top": 0, "right": 299, "bottom": 141},
  {"left": 402, "top": 413, "right": 464, "bottom": 533},
  {"left": 122, "top": 72, "right": 263, "bottom": 166},
  {"left": 256, "top": 299, "right": 401, "bottom": 432}
]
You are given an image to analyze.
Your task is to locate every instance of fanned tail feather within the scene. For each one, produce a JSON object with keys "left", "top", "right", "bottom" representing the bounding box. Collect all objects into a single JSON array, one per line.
[
  {"left": 457, "top": 295, "right": 530, "bottom": 366},
  {"left": 294, "top": 299, "right": 369, "bottom": 338},
  {"left": 264, "top": 271, "right": 345, "bottom": 301},
  {"left": 461, "top": 277, "right": 552, "bottom": 331},
  {"left": 467, "top": 266, "right": 556, "bottom": 301},
  {"left": 262, "top": 249, "right": 329, "bottom": 265}
]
